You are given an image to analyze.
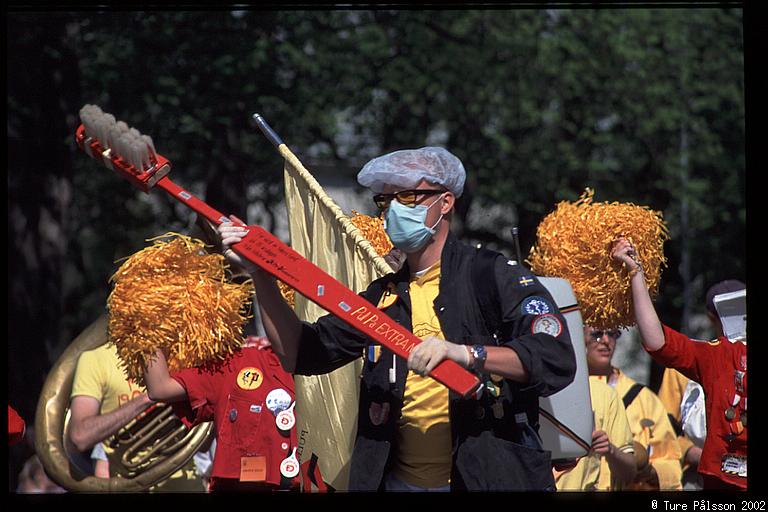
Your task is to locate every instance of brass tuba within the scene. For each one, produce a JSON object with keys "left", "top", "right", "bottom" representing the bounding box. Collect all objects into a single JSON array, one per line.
[{"left": 35, "top": 315, "right": 213, "bottom": 492}]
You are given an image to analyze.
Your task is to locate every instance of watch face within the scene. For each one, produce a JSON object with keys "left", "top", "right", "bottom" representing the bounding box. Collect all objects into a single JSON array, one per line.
[{"left": 472, "top": 345, "right": 487, "bottom": 369}]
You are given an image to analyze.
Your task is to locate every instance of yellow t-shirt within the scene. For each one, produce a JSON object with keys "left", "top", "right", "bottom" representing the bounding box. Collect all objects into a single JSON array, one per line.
[
  {"left": 555, "top": 376, "right": 634, "bottom": 491},
  {"left": 71, "top": 344, "right": 144, "bottom": 413},
  {"left": 595, "top": 370, "right": 683, "bottom": 491},
  {"left": 391, "top": 261, "right": 452, "bottom": 488},
  {"left": 71, "top": 344, "right": 203, "bottom": 492}
]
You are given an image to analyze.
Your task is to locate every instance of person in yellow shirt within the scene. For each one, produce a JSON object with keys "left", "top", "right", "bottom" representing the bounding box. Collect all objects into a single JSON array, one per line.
[
  {"left": 555, "top": 376, "right": 636, "bottom": 491},
  {"left": 658, "top": 367, "right": 703, "bottom": 489},
  {"left": 67, "top": 343, "right": 204, "bottom": 492},
  {"left": 585, "top": 326, "right": 683, "bottom": 490},
  {"left": 218, "top": 147, "right": 577, "bottom": 491}
]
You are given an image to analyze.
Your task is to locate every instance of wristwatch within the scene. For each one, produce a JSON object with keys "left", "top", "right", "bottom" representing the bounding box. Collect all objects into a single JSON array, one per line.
[{"left": 470, "top": 344, "right": 487, "bottom": 371}]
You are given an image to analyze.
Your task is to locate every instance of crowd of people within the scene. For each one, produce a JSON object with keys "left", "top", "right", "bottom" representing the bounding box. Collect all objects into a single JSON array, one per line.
[{"left": 9, "top": 146, "right": 745, "bottom": 493}]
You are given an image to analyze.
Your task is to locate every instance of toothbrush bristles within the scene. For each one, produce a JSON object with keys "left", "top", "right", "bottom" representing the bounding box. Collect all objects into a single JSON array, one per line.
[{"left": 79, "top": 105, "right": 161, "bottom": 172}]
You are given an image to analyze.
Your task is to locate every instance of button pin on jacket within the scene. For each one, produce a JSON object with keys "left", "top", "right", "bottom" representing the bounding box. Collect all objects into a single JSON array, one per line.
[
  {"left": 229, "top": 408, "right": 238, "bottom": 422},
  {"left": 280, "top": 448, "right": 300, "bottom": 479},
  {"left": 276, "top": 402, "right": 296, "bottom": 431},
  {"left": 266, "top": 388, "right": 292, "bottom": 415}
]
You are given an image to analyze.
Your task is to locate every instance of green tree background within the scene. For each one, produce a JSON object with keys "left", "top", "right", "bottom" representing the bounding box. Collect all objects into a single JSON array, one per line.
[{"left": 7, "top": 8, "right": 745, "bottom": 489}]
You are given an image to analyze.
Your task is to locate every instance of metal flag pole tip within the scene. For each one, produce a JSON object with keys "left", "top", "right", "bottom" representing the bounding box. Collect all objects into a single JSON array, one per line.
[{"left": 251, "top": 112, "right": 284, "bottom": 148}]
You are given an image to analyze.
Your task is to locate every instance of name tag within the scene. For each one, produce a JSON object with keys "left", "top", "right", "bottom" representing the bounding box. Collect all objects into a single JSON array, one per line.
[
  {"left": 721, "top": 454, "right": 747, "bottom": 477},
  {"left": 240, "top": 455, "right": 267, "bottom": 482}
]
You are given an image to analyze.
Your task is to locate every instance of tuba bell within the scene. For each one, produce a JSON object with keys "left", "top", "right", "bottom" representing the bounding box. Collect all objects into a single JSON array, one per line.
[{"left": 35, "top": 314, "right": 212, "bottom": 492}]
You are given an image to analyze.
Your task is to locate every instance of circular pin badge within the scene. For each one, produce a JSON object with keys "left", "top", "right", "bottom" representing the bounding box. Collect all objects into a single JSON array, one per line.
[
  {"left": 276, "top": 402, "right": 296, "bottom": 431},
  {"left": 740, "top": 410, "right": 747, "bottom": 427},
  {"left": 236, "top": 367, "right": 264, "bottom": 391},
  {"left": 725, "top": 407, "right": 736, "bottom": 421},
  {"left": 229, "top": 408, "right": 238, "bottom": 422},
  {"left": 280, "top": 448, "right": 300, "bottom": 479},
  {"left": 531, "top": 314, "right": 562, "bottom": 337},
  {"left": 265, "top": 388, "right": 292, "bottom": 415}
]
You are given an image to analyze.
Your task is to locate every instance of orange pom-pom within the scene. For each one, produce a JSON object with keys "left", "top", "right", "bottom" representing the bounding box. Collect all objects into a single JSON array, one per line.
[
  {"left": 107, "top": 233, "right": 254, "bottom": 385},
  {"left": 527, "top": 188, "right": 669, "bottom": 330}
]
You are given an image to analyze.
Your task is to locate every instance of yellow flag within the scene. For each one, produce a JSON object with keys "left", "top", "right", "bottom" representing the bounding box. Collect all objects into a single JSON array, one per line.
[{"left": 279, "top": 145, "right": 391, "bottom": 491}]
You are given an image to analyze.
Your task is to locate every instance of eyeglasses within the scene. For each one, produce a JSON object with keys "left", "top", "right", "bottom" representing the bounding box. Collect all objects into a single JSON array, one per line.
[
  {"left": 372, "top": 189, "right": 445, "bottom": 210},
  {"left": 586, "top": 330, "right": 622, "bottom": 343}
]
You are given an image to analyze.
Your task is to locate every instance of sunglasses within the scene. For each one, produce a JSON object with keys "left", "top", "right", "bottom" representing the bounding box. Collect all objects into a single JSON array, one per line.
[
  {"left": 586, "top": 330, "right": 622, "bottom": 343},
  {"left": 372, "top": 189, "right": 445, "bottom": 210}
]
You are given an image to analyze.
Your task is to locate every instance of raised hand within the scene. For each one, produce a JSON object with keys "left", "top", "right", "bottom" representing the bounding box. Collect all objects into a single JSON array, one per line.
[
  {"left": 611, "top": 237, "right": 642, "bottom": 274},
  {"left": 218, "top": 215, "right": 260, "bottom": 275}
]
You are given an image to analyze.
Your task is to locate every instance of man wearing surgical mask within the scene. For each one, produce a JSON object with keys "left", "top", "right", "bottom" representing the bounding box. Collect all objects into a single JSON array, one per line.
[{"left": 217, "top": 147, "right": 576, "bottom": 491}]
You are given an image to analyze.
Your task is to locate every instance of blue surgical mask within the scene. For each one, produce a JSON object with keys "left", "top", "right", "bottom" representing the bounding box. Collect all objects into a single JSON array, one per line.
[{"left": 384, "top": 194, "right": 444, "bottom": 253}]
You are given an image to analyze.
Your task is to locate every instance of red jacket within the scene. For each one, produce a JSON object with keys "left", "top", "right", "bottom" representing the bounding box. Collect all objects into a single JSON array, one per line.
[
  {"left": 8, "top": 405, "right": 25, "bottom": 446},
  {"left": 172, "top": 346, "right": 298, "bottom": 489},
  {"left": 647, "top": 325, "right": 747, "bottom": 489}
]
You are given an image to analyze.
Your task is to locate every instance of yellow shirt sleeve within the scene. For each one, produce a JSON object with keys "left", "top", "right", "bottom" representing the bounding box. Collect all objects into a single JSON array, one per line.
[
  {"left": 620, "top": 380, "right": 683, "bottom": 491},
  {"left": 71, "top": 347, "right": 107, "bottom": 403},
  {"left": 657, "top": 368, "right": 688, "bottom": 423},
  {"left": 589, "top": 377, "right": 634, "bottom": 491},
  {"left": 603, "top": 383, "right": 634, "bottom": 454}
]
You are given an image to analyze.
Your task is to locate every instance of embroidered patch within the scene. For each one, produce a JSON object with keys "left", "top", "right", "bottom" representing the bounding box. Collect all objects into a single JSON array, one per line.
[
  {"left": 236, "top": 367, "right": 263, "bottom": 390},
  {"left": 521, "top": 296, "right": 553, "bottom": 316},
  {"left": 517, "top": 275, "right": 535, "bottom": 287},
  {"left": 531, "top": 314, "right": 563, "bottom": 337}
]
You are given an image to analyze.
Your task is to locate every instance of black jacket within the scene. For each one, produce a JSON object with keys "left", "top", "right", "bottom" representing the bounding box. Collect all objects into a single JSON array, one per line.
[{"left": 293, "top": 232, "right": 576, "bottom": 491}]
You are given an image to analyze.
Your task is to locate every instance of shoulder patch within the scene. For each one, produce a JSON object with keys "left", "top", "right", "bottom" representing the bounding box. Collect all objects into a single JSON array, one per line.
[
  {"left": 532, "top": 314, "right": 563, "bottom": 337},
  {"left": 521, "top": 296, "right": 554, "bottom": 316}
]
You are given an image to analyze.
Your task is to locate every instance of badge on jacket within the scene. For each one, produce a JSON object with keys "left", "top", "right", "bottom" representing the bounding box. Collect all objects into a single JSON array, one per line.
[
  {"left": 532, "top": 314, "right": 562, "bottom": 337},
  {"left": 237, "top": 367, "right": 264, "bottom": 390},
  {"left": 266, "top": 388, "right": 293, "bottom": 414}
]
